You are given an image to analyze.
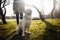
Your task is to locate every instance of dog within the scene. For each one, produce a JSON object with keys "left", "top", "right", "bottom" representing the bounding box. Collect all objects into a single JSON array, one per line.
[{"left": 16, "top": 9, "right": 32, "bottom": 36}]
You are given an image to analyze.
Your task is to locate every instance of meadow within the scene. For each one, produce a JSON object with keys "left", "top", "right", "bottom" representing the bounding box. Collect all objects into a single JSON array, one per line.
[{"left": 0, "top": 19, "right": 60, "bottom": 40}]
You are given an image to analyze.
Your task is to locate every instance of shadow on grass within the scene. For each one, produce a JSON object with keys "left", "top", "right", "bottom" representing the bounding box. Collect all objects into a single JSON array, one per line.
[
  {"left": 11, "top": 20, "right": 60, "bottom": 40},
  {"left": 34, "top": 20, "right": 60, "bottom": 40},
  {"left": 42, "top": 21, "right": 60, "bottom": 40},
  {"left": 11, "top": 32, "right": 31, "bottom": 40},
  {"left": 0, "top": 20, "right": 60, "bottom": 40},
  {"left": 0, "top": 31, "right": 30, "bottom": 40}
]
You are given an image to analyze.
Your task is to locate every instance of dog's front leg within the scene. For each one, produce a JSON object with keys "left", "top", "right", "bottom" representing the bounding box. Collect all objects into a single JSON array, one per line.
[
  {"left": 16, "top": 25, "right": 19, "bottom": 35},
  {"left": 22, "top": 25, "right": 25, "bottom": 36}
]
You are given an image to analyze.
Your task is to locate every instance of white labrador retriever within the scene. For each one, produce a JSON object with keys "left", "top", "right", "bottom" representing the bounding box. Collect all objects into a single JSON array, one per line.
[{"left": 16, "top": 9, "right": 32, "bottom": 36}]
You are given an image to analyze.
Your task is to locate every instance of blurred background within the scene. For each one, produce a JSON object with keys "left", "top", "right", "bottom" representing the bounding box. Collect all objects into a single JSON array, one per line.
[{"left": 0, "top": 0, "right": 60, "bottom": 19}]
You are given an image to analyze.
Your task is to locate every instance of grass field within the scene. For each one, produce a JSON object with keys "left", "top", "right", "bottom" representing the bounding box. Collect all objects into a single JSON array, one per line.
[{"left": 0, "top": 19, "right": 60, "bottom": 40}]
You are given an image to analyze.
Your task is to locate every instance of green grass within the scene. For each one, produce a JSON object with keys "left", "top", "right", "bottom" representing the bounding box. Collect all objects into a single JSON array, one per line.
[{"left": 0, "top": 19, "right": 60, "bottom": 40}]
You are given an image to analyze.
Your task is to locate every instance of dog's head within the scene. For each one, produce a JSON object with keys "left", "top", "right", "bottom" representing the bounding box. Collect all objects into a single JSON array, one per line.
[{"left": 25, "top": 9, "right": 32, "bottom": 16}]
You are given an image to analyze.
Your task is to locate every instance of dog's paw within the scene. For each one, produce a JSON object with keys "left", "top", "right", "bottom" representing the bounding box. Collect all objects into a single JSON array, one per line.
[
  {"left": 22, "top": 34, "right": 25, "bottom": 36},
  {"left": 25, "top": 31, "right": 31, "bottom": 34},
  {"left": 28, "top": 32, "right": 31, "bottom": 34}
]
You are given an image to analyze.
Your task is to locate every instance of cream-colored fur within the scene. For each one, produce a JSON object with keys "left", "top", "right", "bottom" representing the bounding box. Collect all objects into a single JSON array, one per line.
[{"left": 16, "top": 9, "right": 32, "bottom": 36}]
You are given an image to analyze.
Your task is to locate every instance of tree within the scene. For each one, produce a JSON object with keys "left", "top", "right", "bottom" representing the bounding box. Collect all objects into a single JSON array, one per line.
[
  {"left": 0, "top": 0, "right": 10, "bottom": 24},
  {"left": 51, "top": 0, "right": 56, "bottom": 19},
  {"left": 32, "top": 5, "right": 45, "bottom": 21}
]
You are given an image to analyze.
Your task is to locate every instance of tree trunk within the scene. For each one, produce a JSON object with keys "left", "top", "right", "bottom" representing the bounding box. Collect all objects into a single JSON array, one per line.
[
  {"left": 51, "top": 0, "right": 56, "bottom": 19},
  {"left": 51, "top": 8, "right": 55, "bottom": 19},
  {"left": 32, "top": 6, "right": 45, "bottom": 21},
  {"left": 1, "top": 14, "right": 7, "bottom": 24},
  {"left": 0, "top": 0, "right": 7, "bottom": 24},
  {"left": 0, "top": 7, "right": 7, "bottom": 24}
]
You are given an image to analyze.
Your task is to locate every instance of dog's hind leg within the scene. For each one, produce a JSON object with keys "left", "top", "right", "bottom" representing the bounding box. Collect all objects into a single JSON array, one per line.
[{"left": 27, "top": 25, "right": 31, "bottom": 34}]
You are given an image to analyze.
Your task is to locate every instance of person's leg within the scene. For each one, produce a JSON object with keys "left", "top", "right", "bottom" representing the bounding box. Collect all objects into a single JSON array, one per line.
[
  {"left": 20, "top": 13, "right": 23, "bottom": 20},
  {"left": 16, "top": 13, "right": 19, "bottom": 25}
]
